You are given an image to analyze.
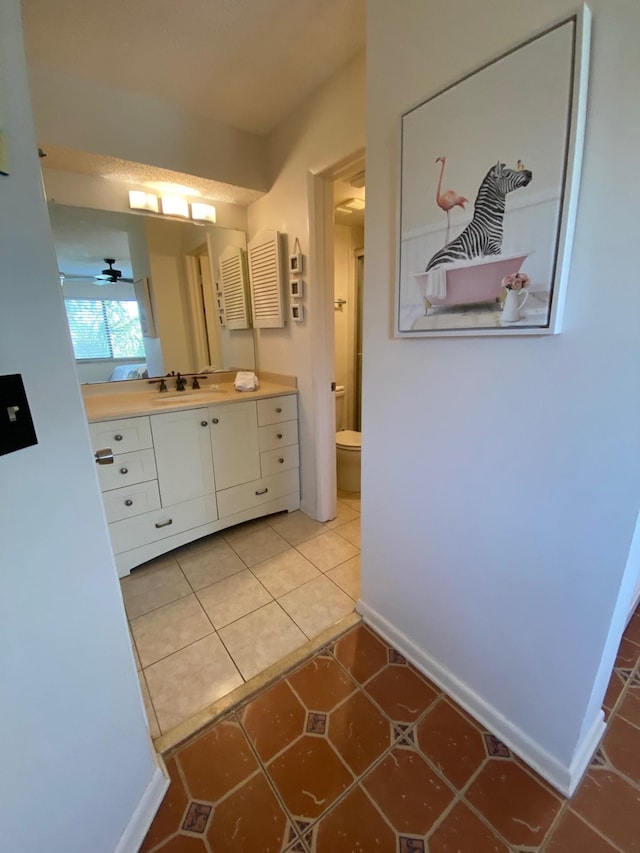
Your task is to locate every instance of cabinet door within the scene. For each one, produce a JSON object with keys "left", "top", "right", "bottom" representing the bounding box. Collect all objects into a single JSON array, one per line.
[
  {"left": 208, "top": 401, "right": 260, "bottom": 491},
  {"left": 151, "top": 409, "right": 216, "bottom": 506}
]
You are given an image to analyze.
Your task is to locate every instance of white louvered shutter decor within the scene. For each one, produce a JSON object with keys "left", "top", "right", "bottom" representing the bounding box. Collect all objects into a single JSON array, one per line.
[
  {"left": 247, "top": 230, "right": 285, "bottom": 328},
  {"left": 219, "top": 246, "right": 251, "bottom": 330}
]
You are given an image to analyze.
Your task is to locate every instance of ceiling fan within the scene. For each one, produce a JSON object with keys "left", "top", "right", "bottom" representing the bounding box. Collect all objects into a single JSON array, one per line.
[
  {"left": 94, "top": 258, "right": 134, "bottom": 284},
  {"left": 59, "top": 258, "right": 134, "bottom": 285}
]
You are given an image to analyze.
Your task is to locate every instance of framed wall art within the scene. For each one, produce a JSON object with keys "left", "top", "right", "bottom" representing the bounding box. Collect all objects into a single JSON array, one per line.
[{"left": 395, "top": 7, "right": 591, "bottom": 337}]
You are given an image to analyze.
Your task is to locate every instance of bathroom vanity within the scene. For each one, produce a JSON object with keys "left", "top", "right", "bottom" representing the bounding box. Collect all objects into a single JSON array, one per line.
[{"left": 84, "top": 375, "right": 299, "bottom": 577}]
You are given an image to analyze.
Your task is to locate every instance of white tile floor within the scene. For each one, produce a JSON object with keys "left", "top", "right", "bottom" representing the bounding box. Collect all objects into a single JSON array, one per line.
[{"left": 121, "top": 491, "right": 361, "bottom": 741}]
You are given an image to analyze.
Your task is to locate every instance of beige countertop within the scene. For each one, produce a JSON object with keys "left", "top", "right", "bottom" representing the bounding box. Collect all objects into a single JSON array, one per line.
[{"left": 83, "top": 380, "right": 297, "bottom": 423}]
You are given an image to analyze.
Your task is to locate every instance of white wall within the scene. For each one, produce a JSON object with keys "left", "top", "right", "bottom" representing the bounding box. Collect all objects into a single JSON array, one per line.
[
  {"left": 362, "top": 0, "right": 640, "bottom": 793},
  {"left": 31, "top": 67, "right": 269, "bottom": 192},
  {"left": 248, "top": 53, "right": 366, "bottom": 518},
  {"left": 0, "top": 2, "right": 162, "bottom": 851}
]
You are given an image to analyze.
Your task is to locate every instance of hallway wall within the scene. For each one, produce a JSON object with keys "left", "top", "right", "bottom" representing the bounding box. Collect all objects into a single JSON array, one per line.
[
  {"left": 0, "top": 3, "right": 162, "bottom": 850},
  {"left": 361, "top": 0, "right": 640, "bottom": 794},
  {"left": 247, "top": 52, "right": 366, "bottom": 519}
]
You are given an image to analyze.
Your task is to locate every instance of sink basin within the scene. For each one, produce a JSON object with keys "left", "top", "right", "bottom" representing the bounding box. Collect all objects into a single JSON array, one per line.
[{"left": 151, "top": 389, "right": 228, "bottom": 404}]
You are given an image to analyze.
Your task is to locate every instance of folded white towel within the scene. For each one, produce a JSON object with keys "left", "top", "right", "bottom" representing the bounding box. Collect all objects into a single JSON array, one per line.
[
  {"left": 425, "top": 265, "right": 447, "bottom": 300},
  {"left": 234, "top": 371, "right": 260, "bottom": 392}
]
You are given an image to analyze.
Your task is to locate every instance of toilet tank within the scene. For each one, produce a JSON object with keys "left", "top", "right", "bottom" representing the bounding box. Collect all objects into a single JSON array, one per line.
[{"left": 335, "top": 385, "right": 345, "bottom": 431}]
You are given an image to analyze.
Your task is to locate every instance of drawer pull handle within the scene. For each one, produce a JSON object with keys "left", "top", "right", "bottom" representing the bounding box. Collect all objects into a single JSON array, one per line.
[
  {"left": 212, "top": 418, "right": 219, "bottom": 424},
  {"left": 255, "top": 488, "right": 269, "bottom": 496},
  {"left": 120, "top": 467, "right": 129, "bottom": 475},
  {"left": 155, "top": 519, "right": 173, "bottom": 529},
  {"left": 94, "top": 448, "right": 114, "bottom": 465},
  {"left": 124, "top": 499, "right": 133, "bottom": 507},
  {"left": 278, "top": 458, "right": 284, "bottom": 464},
  {"left": 114, "top": 434, "right": 123, "bottom": 441},
  {"left": 277, "top": 433, "right": 283, "bottom": 439},
  {"left": 275, "top": 407, "right": 282, "bottom": 413},
  {"left": 201, "top": 420, "right": 208, "bottom": 427}
]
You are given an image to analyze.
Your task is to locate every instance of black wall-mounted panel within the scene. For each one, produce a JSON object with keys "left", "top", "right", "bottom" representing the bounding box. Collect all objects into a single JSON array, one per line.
[{"left": 0, "top": 374, "right": 38, "bottom": 456}]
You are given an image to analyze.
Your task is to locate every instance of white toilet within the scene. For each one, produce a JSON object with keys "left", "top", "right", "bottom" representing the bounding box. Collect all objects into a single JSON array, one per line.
[{"left": 335, "top": 385, "right": 362, "bottom": 492}]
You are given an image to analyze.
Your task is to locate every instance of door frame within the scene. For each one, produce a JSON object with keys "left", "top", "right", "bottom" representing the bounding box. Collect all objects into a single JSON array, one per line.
[{"left": 307, "top": 148, "right": 365, "bottom": 521}]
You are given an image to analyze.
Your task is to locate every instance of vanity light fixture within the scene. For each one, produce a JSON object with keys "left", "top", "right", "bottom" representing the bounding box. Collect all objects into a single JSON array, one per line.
[
  {"left": 190, "top": 202, "right": 217, "bottom": 224},
  {"left": 128, "top": 190, "right": 159, "bottom": 213},
  {"left": 160, "top": 195, "right": 189, "bottom": 218}
]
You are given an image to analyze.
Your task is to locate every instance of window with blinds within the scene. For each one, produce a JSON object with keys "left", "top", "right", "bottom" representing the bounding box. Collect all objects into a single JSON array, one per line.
[
  {"left": 64, "top": 299, "right": 145, "bottom": 360},
  {"left": 219, "top": 246, "right": 251, "bottom": 329},
  {"left": 247, "top": 230, "right": 285, "bottom": 328}
]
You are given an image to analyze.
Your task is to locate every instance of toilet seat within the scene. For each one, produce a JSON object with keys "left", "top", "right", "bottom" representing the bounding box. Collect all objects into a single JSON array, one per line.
[{"left": 336, "top": 429, "right": 361, "bottom": 450}]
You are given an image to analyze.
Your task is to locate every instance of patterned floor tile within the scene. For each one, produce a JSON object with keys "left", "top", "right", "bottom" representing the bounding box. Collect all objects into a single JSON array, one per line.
[
  {"left": 415, "top": 697, "right": 487, "bottom": 789},
  {"left": 465, "top": 758, "right": 562, "bottom": 847},
  {"left": 602, "top": 668, "right": 626, "bottom": 719},
  {"left": 363, "top": 662, "right": 439, "bottom": 724},
  {"left": 327, "top": 690, "right": 391, "bottom": 776},
  {"left": 615, "top": 636, "right": 640, "bottom": 669},
  {"left": 363, "top": 746, "right": 455, "bottom": 837},
  {"left": 287, "top": 655, "right": 357, "bottom": 712},
  {"left": 428, "top": 801, "right": 509, "bottom": 852},
  {"left": 313, "top": 785, "right": 396, "bottom": 852},
  {"left": 544, "top": 808, "right": 618, "bottom": 852},
  {"left": 139, "top": 756, "right": 189, "bottom": 852},
  {"left": 333, "top": 623, "right": 392, "bottom": 684},
  {"left": 206, "top": 770, "right": 293, "bottom": 852},
  {"left": 154, "top": 836, "right": 207, "bottom": 852},
  {"left": 617, "top": 676, "right": 640, "bottom": 727},
  {"left": 177, "top": 720, "right": 259, "bottom": 803},
  {"left": 601, "top": 713, "right": 640, "bottom": 785},
  {"left": 570, "top": 768, "right": 640, "bottom": 852},
  {"left": 241, "top": 679, "right": 307, "bottom": 762},
  {"left": 266, "top": 735, "right": 354, "bottom": 820}
]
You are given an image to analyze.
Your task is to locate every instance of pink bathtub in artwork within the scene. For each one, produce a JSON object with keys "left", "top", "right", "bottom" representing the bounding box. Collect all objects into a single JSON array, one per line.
[{"left": 413, "top": 253, "right": 529, "bottom": 309}]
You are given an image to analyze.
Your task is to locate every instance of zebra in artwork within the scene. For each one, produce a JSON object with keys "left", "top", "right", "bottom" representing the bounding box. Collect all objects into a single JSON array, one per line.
[{"left": 425, "top": 162, "right": 532, "bottom": 271}]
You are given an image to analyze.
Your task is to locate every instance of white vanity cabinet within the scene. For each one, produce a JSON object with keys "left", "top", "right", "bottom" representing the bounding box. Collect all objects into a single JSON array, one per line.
[
  {"left": 88, "top": 392, "right": 299, "bottom": 577},
  {"left": 208, "top": 401, "right": 261, "bottom": 491},
  {"left": 150, "top": 408, "right": 216, "bottom": 506}
]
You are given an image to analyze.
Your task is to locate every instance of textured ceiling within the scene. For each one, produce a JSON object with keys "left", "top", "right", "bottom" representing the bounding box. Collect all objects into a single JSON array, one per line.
[
  {"left": 23, "top": 0, "right": 366, "bottom": 135},
  {"left": 42, "top": 145, "right": 266, "bottom": 207}
]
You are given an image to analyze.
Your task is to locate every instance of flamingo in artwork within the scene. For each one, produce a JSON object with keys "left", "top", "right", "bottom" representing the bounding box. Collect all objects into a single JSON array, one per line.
[{"left": 435, "top": 156, "right": 468, "bottom": 244}]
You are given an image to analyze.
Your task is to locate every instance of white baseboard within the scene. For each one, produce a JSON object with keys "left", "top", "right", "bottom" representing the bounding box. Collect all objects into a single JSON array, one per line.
[
  {"left": 357, "top": 600, "right": 605, "bottom": 797},
  {"left": 114, "top": 764, "right": 169, "bottom": 853}
]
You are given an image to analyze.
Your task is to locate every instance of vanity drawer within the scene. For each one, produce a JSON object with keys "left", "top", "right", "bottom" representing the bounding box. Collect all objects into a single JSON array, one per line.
[
  {"left": 102, "top": 480, "right": 161, "bottom": 524},
  {"left": 97, "top": 449, "right": 157, "bottom": 492},
  {"left": 109, "top": 493, "right": 218, "bottom": 554},
  {"left": 217, "top": 468, "right": 299, "bottom": 518},
  {"left": 256, "top": 395, "right": 297, "bottom": 426},
  {"left": 89, "top": 416, "right": 152, "bottom": 455},
  {"left": 260, "top": 445, "right": 299, "bottom": 477},
  {"left": 258, "top": 420, "right": 298, "bottom": 452}
]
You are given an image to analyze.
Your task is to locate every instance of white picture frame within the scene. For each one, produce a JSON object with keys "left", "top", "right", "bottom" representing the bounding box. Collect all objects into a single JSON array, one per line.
[
  {"left": 289, "top": 253, "right": 303, "bottom": 275},
  {"left": 290, "top": 303, "right": 304, "bottom": 322},
  {"left": 289, "top": 278, "right": 304, "bottom": 299},
  {"left": 395, "top": 7, "right": 591, "bottom": 337}
]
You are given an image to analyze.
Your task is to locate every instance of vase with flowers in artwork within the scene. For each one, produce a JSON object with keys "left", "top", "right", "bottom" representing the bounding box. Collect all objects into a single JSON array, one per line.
[{"left": 501, "top": 272, "right": 530, "bottom": 322}]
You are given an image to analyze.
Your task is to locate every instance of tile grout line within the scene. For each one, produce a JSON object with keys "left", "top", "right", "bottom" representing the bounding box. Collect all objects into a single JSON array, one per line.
[{"left": 230, "top": 713, "right": 313, "bottom": 852}]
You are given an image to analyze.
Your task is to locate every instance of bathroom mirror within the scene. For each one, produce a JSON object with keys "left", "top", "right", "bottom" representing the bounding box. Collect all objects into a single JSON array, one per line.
[{"left": 48, "top": 203, "right": 256, "bottom": 383}]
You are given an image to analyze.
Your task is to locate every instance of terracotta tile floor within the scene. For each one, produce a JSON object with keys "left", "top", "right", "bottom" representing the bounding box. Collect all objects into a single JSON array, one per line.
[
  {"left": 141, "top": 607, "right": 640, "bottom": 852},
  {"left": 122, "top": 492, "right": 361, "bottom": 742}
]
